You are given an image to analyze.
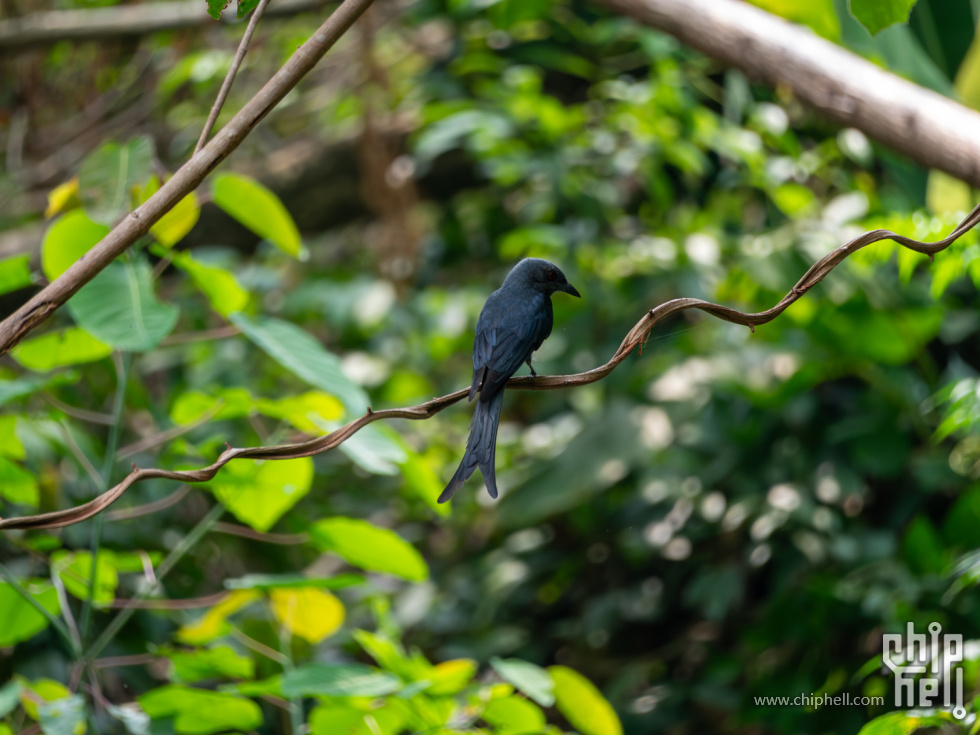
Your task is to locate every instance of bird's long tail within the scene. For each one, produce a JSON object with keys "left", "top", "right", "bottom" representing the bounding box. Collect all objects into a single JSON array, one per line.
[{"left": 438, "top": 390, "right": 505, "bottom": 503}]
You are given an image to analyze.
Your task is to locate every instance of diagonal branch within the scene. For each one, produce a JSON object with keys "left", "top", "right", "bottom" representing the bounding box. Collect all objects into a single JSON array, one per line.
[
  {"left": 0, "top": 0, "right": 375, "bottom": 357},
  {"left": 3, "top": 201, "right": 980, "bottom": 532}
]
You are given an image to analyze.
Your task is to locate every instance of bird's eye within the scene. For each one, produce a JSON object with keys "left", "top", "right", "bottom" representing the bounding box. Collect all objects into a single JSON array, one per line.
[{"left": 547, "top": 271, "right": 556, "bottom": 281}]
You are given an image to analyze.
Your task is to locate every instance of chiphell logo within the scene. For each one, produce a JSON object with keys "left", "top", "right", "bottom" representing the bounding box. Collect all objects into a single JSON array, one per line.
[{"left": 882, "top": 622, "right": 965, "bottom": 719}]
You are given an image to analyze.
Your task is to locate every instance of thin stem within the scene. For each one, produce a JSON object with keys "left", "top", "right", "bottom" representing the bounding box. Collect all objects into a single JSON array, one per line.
[
  {"left": 51, "top": 571, "right": 83, "bottom": 654},
  {"left": 194, "top": 0, "right": 274, "bottom": 154},
  {"left": 231, "top": 627, "right": 290, "bottom": 665},
  {"left": 83, "top": 501, "right": 225, "bottom": 663},
  {"left": 79, "top": 352, "right": 132, "bottom": 644},
  {"left": 0, "top": 562, "right": 77, "bottom": 654}
]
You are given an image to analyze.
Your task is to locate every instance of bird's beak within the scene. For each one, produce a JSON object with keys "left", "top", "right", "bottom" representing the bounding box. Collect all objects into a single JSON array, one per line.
[{"left": 561, "top": 282, "right": 581, "bottom": 298}]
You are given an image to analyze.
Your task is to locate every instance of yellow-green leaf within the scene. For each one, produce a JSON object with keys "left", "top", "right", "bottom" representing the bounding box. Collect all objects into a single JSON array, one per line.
[
  {"left": 256, "top": 391, "right": 344, "bottom": 433},
  {"left": 11, "top": 328, "right": 112, "bottom": 371},
  {"left": 45, "top": 177, "right": 81, "bottom": 218},
  {"left": 170, "top": 388, "right": 254, "bottom": 425},
  {"left": 41, "top": 210, "right": 109, "bottom": 281},
  {"left": 270, "top": 587, "right": 345, "bottom": 643},
  {"left": 0, "top": 457, "right": 38, "bottom": 506},
  {"left": 177, "top": 589, "right": 261, "bottom": 645},
  {"left": 427, "top": 659, "right": 477, "bottom": 695},
  {"left": 549, "top": 666, "right": 622, "bottom": 735},
  {"left": 0, "top": 583, "right": 59, "bottom": 647},
  {"left": 310, "top": 517, "right": 429, "bottom": 581},
  {"left": 139, "top": 685, "right": 261, "bottom": 735},
  {"left": 51, "top": 551, "right": 118, "bottom": 608},
  {"left": 207, "top": 457, "right": 314, "bottom": 533},
  {"left": 0, "top": 255, "right": 32, "bottom": 296},
  {"left": 0, "top": 416, "right": 24, "bottom": 459},
  {"left": 211, "top": 174, "right": 305, "bottom": 258},
  {"left": 169, "top": 251, "right": 248, "bottom": 316}
]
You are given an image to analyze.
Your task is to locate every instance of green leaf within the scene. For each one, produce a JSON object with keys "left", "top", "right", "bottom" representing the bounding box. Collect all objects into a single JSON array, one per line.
[
  {"left": 0, "top": 416, "right": 23, "bottom": 459},
  {"left": 255, "top": 391, "right": 345, "bottom": 432},
  {"left": 164, "top": 645, "right": 255, "bottom": 684},
  {"left": 309, "top": 704, "right": 405, "bottom": 735},
  {"left": 482, "top": 695, "right": 546, "bottom": 735},
  {"left": 139, "top": 686, "right": 261, "bottom": 735},
  {"left": 0, "top": 255, "right": 32, "bottom": 296},
  {"left": 0, "top": 373, "right": 76, "bottom": 408},
  {"left": 0, "top": 680, "right": 22, "bottom": 718},
  {"left": 0, "top": 581, "right": 59, "bottom": 647},
  {"left": 51, "top": 551, "right": 118, "bottom": 607},
  {"left": 211, "top": 174, "right": 305, "bottom": 258},
  {"left": 38, "top": 694, "right": 86, "bottom": 735},
  {"left": 549, "top": 666, "right": 622, "bottom": 735},
  {"left": 11, "top": 328, "right": 112, "bottom": 371},
  {"left": 847, "top": 0, "right": 917, "bottom": 35},
  {"left": 749, "top": 0, "right": 840, "bottom": 39},
  {"left": 170, "top": 388, "right": 254, "bottom": 425},
  {"left": 237, "top": 0, "right": 260, "bottom": 18},
  {"left": 207, "top": 0, "right": 231, "bottom": 20},
  {"left": 857, "top": 711, "right": 958, "bottom": 735},
  {"left": 206, "top": 457, "right": 314, "bottom": 532},
  {"left": 490, "top": 657, "right": 555, "bottom": 706},
  {"left": 168, "top": 251, "right": 249, "bottom": 317},
  {"left": 41, "top": 210, "right": 109, "bottom": 281},
  {"left": 224, "top": 573, "right": 365, "bottom": 590},
  {"left": 67, "top": 260, "right": 179, "bottom": 352},
  {"left": 78, "top": 136, "right": 155, "bottom": 225},
  {"left": 176, "top": 590, "right": 260, "bottom": 645},
  {"left": 280, "top": 664, "right": 401, "bottom": 698},
  {"left": 230, "top": 313, "right": 368, "bottom": 415},
  {"left": 339, "top": 424, "right": 408, "bottom": 476},
  {"left": 0, "top": 457, "right": 39, "bottom": 506},
  {"left": 310, "top": 517, "right": 429, "bottom": 581}
]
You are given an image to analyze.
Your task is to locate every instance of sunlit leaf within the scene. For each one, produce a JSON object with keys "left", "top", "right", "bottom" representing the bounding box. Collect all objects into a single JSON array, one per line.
[
  {"left": 482, "top": 695, "right": 546, "bottom": 734},
  {"left": 0, "top": 416, "right": 23, "bottom": 460},
  {"left": 549, "top": 666, "right": 622, "bottom": 735},
  {"left": 206, "top": 457, "right": 314, "bottom": 533},
  {"left": 177, "top": 590, "right": 261, "bottom": 645},
  {"left": 270, "top": 587, "right": 345, "bottom": 643},
  {"left": 170, "top": 388, "right": 254, "bottom": 425},
  {"left": 139, "top": 686, "right": 261, "bottom": 735},
  {"left": 749, "top": 0, "right": 839, "bottom": 39},
  {"left": 169, "top": 251, "right": 249, "bottom": 316},
  {"left": 137, "top": 177, "right": 200, "bottom": 248},
  {"left": 0, "top": 255, "right": 32, "bottom": 296},
  {"left": 78, "top": 136, "right": 154, "bottom": 225},
  {"left": 309, "top": 703, "right": 405, "bottom": 735},
  {"left": 211, "top": 174, "right": 305, "bottom": 258},
  {"left": 67, "top": 260, "right": 178, "bottom": 352},
  {"left": 256, "top": 391, "right": 344, "bottom": 432},
  {"left": 310, "top": 517, "right": 429, "bottom": 581},
  {"left": 230, "top": 313, "right": 368, "bottom": 415},
  {"left": 45, "top": 178, "right": 80, "bottom": 219},
  {"left": 11, "top": 328, "right": 112, "bottom": 371},
  {"left": 0, "top": 582, "right": 59, "bottom": 647},
  {"left": 427, "top": 659, "right": 477, "bottom": 695},
  {"left": 41, "top": 210, "right": 109, "bottom": 281}
]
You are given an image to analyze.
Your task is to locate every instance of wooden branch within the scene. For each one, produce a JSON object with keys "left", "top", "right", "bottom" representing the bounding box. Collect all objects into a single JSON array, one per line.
[
  {"left": 0, "top": 0, "right": 332, "bottom": 50},
  {"left": 0, "top": 0, "right": 375, "bottom": 357},
  {"left": 599, "top": 0, "right": 980, "bottom": 187},
  {"left": 4, "top": 201, "right": 980, "bottom": 532}
]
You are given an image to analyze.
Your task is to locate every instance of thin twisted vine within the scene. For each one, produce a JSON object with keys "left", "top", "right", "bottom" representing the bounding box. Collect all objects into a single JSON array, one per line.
[{"left": 3, "top": 201, "right": 980, "bottom": 532}]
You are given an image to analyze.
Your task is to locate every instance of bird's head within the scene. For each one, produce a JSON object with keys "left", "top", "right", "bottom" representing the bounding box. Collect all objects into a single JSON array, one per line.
[{"left": 507, "top": 258, "right": 581, "bottom": 298}]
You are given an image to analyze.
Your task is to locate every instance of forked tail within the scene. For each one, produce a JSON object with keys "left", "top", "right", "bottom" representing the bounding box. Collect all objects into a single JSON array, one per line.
[{"left": 438, "top": 390, "right": 505, "bottom": 503}]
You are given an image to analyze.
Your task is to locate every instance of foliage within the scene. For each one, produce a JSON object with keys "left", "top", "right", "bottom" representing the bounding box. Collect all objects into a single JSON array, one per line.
[{"left": 1, "top": 0, "right": 980, "bottom": 734}]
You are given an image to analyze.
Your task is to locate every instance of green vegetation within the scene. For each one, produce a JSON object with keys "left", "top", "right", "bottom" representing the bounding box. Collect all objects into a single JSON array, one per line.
[{"left": 1, "top": 0, "right": 980, "bottom": 733}]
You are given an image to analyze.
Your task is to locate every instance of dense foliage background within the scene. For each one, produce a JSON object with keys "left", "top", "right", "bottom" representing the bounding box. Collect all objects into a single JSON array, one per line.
[{"left": 2, "top": 0, "right": 980, "bottom": 732}]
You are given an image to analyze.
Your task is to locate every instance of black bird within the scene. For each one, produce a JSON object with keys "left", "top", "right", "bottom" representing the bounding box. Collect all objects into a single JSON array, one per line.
[{"left": 439, "top": 258, "right": 581, "bottom": 503}]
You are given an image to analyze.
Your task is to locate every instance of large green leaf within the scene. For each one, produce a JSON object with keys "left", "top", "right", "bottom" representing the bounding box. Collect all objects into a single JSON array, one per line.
[
  {"left": 309, "top": 517, "right": 429, "bottom": 581},
  {"left": 0, "top": 457, "right": 39, "bottom": 506},
  {"left": 750, "top": 0, "right": 839, "bottom": 39},
  {"left": 230, "top": 313, "right": 368, "bottom": 415},
  {"left": 211, "top": 174, "right": 305, "bottom": 258},
  {"left": 41, "top": 210, "right": 109, "bottom": 281},
  {"left": 549, "top": 666, "right": 622, "bottom": 735},
  {"left": 169, "top": 251, "right": 249, "bottom": 317},
  {"left": 0, "top": 581, "right": 60, "bottom": 647},
  {"left": 11, "top": 328, "right": 112, "bottom": 371},
  {"left": 309, "top": 704, "right": 405, "bottom": 735},
  {"left": 280, "top": 664, "right": 401, "bottom": 698},
  {"left": 139, "top": 686, "right": 261, "bottom": 735},
  {"left": 848, "top": 0, "right": 917, "bottom": 35},
  {"left": 206, "top": 457, "right": 313, "bottom": 532},
  {"left": 78, "top": 136, "right": 154, "bottom": 225},
  {"left": 67, "top": 260, "right": 179, "bottom": 352}
]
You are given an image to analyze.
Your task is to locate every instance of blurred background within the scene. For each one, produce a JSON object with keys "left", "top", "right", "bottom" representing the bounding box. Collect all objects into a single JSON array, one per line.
[{"left": 2, "top": 0, "right": 980, "bottom": 733}]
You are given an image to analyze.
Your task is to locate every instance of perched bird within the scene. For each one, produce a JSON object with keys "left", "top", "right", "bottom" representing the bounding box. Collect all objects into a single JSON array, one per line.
[{"left": 439, "top": 258, "right": 581, "bottom": 503}]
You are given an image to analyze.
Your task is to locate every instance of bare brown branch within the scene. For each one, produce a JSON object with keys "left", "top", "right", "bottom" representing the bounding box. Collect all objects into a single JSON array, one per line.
[
  {"left": 0, "top": 0, "right": 375, "bottom": 357},
  {"left": 3, "top": 202, "right": 980, "bottom": 532}
]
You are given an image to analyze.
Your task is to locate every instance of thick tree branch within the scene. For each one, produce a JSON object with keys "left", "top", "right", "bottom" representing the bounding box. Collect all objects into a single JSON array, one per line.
[
  {"left": 0, "top": 0, "right": 332, "bottom": 50},
  {"left": 599, "top": 0, "right": 980, "bottom": 188},
  {"left": 0, "top": 0, "right": 374, "bottom": 357},
  {"left": 3, "top": 202, "right": 980, "bottom": 532}
]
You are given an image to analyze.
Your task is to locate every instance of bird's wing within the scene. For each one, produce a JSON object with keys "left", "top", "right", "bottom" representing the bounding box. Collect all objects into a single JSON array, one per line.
[{"left": 472, "top": 307, "right": 551, "bottom": 400}]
